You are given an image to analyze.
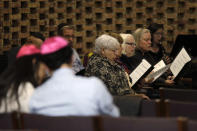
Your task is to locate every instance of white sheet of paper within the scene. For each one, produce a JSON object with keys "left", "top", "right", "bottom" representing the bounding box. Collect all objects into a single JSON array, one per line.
[
  {"left": 146, "top": 63, "right": 171, "bottom": 82},
  {"left": 145, "top": 60, "right": 166, "bottom": 82},
  {"left": 153, "top": 60, "right": 166, "bottom": 72},
  {"left": 170, "top": 47, "right": 191, "bottom": 78},
  {"left": 129, "top": 59, "right": 151, "bottom": 87}
]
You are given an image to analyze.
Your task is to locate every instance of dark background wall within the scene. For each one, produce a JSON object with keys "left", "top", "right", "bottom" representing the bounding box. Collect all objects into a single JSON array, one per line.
[{"left": 0, "top": 0, "right": 196, "bottom": 56}]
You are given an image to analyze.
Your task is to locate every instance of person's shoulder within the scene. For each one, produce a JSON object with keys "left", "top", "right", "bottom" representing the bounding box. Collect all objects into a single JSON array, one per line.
[
  {"left": 88, "top": 53, "right": 101, "bottom": 61},
  {"left": 86, "top": 77, "right": 108, "bottom": 92},
  {"left": 21, "top": 82, "right": 34, "bottom": 88},
  {"left": 32, "top": 78, "right": 52, "bottom": 94},
  {"left": 29, "top": 81, "right": 49, "bottom": 102},
  {"left": 87, "top": 54, "right": 108, "bottom": 67},
  {"left": 77, "top": 75, "right": 102, "bottom": 83},
  {"left": 120, "top": 54, "right": 130, "bottom": 62},
  {"left": 19, "top": 82, "right": 35, "bottom": 93},
  {"left": 77, "top": 75, "right": 106, "bottom": 88}
]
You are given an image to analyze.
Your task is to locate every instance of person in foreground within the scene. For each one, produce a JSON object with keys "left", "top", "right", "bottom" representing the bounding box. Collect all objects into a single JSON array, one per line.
[
  {"left": 29, "top": 36, "right": 120, "bottom": 117},
  {"left": 0, "top": 44, "right": 44, "bottom": 113},
  {"left": 7, "top": 32, "right": 45, "bottom": 67}
]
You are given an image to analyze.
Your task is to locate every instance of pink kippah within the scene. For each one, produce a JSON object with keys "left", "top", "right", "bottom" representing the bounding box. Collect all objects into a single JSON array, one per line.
[
  {"left": 41, "top": 36, "right": 69, "bottom": 55},
  {"left": 16, "top": 44, "right": 40, "bottom": 59}
]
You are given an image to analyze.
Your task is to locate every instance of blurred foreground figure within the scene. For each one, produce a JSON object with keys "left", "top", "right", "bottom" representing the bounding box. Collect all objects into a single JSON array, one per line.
[{"left": 29, "top": 36, "right": 120, "bottom": 117}]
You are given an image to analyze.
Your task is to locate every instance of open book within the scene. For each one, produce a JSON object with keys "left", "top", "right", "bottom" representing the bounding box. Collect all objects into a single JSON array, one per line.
[
  {"left": 129, "top": 59, "right": 151, "bottom": 87},
  {"left": 145, "top": 61, "right": 171, "bottom": 82},
  {"left": 145, "top": 47, "right": 191, "bottom": 82},
  {"left": 129, "top": 47, "right": 191, "bottom": 86}
]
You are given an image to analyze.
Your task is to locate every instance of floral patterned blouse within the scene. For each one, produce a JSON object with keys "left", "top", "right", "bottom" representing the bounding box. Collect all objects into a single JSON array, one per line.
[{"left": 85, "top": 53, "right": 135, "bottom": 96}]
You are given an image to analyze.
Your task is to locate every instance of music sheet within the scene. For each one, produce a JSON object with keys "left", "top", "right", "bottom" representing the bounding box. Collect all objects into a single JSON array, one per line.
[
  {"left": 146, "top": 61, "right": 171, "bottom": 82},
  {"left": 129, "top": 59, "right": 151, "bottom": 87},
  {"left": 170, "top": 47, "right": 191, "bottom": 79},
  {"left": 153, "top": 60, "right": 166, "bottom": 72}
]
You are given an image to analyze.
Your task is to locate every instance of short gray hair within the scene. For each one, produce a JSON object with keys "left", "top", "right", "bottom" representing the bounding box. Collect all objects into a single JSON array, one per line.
[
  {"left": 94, "top": 34, "right": 120, "bottom": 54},
  {"left": 133, "top": 28, "right": 150, "bottom": 49}
]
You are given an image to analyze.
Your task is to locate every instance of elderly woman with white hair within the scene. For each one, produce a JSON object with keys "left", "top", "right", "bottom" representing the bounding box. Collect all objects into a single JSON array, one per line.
[
  {"left": 85, "top": 34, "right": 135, "bottom": 96},
  {"left": 85, "top": 34, "right": 149, "bottom": 99},
  {"left": 119, "top": 33, "right": 137, "bottom": 74}
]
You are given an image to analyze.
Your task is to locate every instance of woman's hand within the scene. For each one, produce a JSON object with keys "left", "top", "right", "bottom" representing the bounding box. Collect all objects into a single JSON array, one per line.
[
  {"left": 165, "top": 76, "right": 175, "bottom": 85},
  {"left": 136, "top": 93, "right": 150, "bottom": 100}
]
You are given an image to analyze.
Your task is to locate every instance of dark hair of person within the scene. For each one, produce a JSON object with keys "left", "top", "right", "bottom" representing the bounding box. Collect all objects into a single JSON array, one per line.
[
  {"left": 41, "top": 45, "right": 73, "bottom": 71},
  {"left": 0, "top": 54, "right": 40, "bottom": 111},
  {"left": 30, "top": 32, "right": 45, "bottom": 41},
  {"left": 57, "top": 23, "right": 74, "bottom": 36},
  {"left": 147, "top": 23, "right": 164, "bottom": 42}
]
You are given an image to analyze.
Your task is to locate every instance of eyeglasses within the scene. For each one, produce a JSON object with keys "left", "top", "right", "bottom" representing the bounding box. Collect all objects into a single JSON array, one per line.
[{"left": 126, "top": 42, "right": 136, "bottom": 46}]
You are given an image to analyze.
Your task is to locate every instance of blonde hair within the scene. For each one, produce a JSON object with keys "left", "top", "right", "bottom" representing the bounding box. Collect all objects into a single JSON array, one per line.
[{"left": 133, "top": 28, "right": 150, "bottom": 49}]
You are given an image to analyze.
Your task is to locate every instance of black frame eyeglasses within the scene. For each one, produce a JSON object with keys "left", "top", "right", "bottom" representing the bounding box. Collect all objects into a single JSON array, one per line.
[{"left": 126, "top": 42, "right": 136, "bottom": 46}]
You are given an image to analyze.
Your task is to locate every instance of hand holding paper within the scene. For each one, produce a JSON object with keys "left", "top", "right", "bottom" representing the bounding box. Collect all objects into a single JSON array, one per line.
[
  {"left": 170, "top": 47, "right": 191, "bottom": 79},
  {"left": 129, "top": 59, "right": 151, "bottom": 87},
  {"left": 145, "top": 61, "right": 171, "bottom": 82}
]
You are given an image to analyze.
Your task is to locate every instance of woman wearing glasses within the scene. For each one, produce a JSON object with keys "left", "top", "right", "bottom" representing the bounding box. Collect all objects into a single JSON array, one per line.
[
  {"left": 130, "top": 28, "right": 174, "bottom": 90},
  {"left": 119, "top": 33, "right": 137, "bottom": 74},
  {"left": 85, "top": 34, "right": 149, "bottom": 99}
]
